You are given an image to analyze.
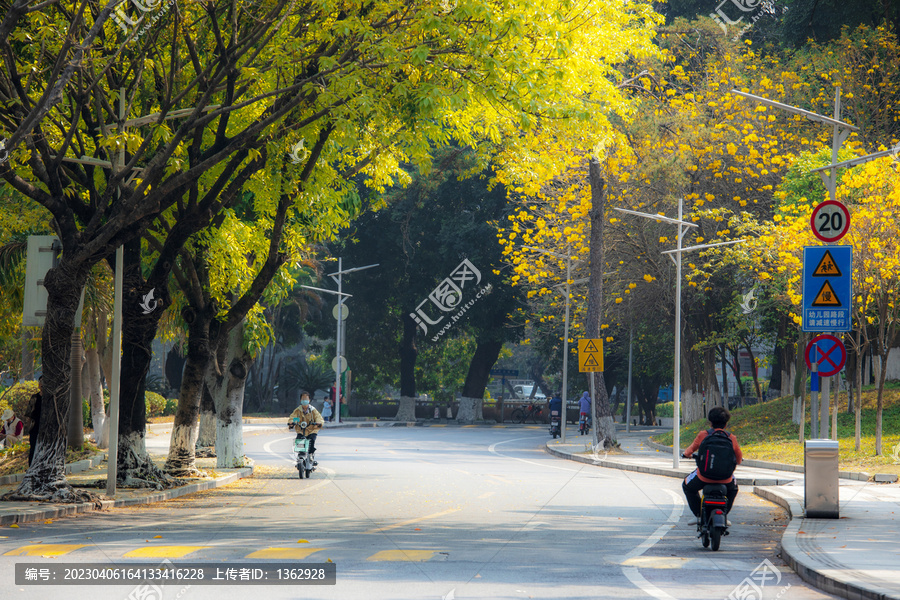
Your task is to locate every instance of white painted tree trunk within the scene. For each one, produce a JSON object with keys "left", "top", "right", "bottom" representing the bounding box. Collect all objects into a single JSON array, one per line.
[
  {"left": 395, "top": 396, "right": 417, "bottom": 421},
  {"left": 681, "top": 389, "right": 704, "bottom": 424},
  {"left": 205, "top": 323, "right": 251, "bottom": 468},
  {"left": 85, "top": 348, "right": 107, "bottom": 448},
  {"left": 456, "top": 397, "right": 478, "bottom": 423},
  {"left": 595, "top": 416, "right": 616, "bottom": 452},
  {"left": 197, "top": 409, "right": 216, "bottom": 448},
  {"left": 215, "top": 385, "right": 246, "bottom": 468}
]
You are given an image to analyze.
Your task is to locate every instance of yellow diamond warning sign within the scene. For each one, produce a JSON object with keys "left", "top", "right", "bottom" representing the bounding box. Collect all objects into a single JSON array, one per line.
[
  {"left": 812, "top": 280, "right": 841, "bottom": 307},
  {"left": 813, "top": 250, "right": 842, "bottom": 277},
  {"left": 578, "top": 339, "right": 604, "bottom": 372}
]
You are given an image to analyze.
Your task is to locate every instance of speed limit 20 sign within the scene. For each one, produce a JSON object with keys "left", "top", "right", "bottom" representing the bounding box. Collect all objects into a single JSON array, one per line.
[{"left": 810, "top": 200, "right": 850, "bottom": 243}]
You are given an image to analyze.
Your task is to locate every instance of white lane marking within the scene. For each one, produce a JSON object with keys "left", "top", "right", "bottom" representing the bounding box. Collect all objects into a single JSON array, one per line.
[
  {"left": 620, "top": 489, "right": 683, "bottom": 599},
  {"left": 623, "top": 489, "right": 684, "bottom": 560},
  {"left": 622, "top": 566, "right": 678, "bottom": 600},
  {"left": 488, "top": 437, "right": 582, "bottom": 472},
  {"left": 363, "top": 508, "right": 461, "bottom": 534},
  {"left": 263, "top": 436, "right": 300, "bottom": 464}
]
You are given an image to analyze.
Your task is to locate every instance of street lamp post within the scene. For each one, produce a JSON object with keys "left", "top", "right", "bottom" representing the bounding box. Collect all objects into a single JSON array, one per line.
[
  {"left": 327, "top": 260, "right": 378, "bottom": 424},
  {"left": 730, "top": 88, "right": 866, "bottom": 439},
  {"left": 615, "top": 201, "right": 744, "bottom": 468}
]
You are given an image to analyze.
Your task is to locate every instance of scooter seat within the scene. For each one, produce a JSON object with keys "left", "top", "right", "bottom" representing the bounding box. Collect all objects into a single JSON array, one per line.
[{"left": 703, "top": 484, "right": 728, "bottom": 496}]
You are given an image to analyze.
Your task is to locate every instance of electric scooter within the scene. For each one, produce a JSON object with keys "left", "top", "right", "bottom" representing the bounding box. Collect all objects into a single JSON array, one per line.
[
  {"left": 691, "top": 453, "right": 729, "bottom": 550},
  {"left": 579, "top": 413, "right": 591, "bottom": 435},
  {"left": 293, "top": 418, "right": 317, "bottom": 479},
  {"left": 549, "top": 409, "right": 561, "bottom": 438}
]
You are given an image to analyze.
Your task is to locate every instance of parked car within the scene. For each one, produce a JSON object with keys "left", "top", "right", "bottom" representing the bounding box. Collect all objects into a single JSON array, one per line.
[{"left": 513, "top": 384, "right": 546, "bottom": 400}]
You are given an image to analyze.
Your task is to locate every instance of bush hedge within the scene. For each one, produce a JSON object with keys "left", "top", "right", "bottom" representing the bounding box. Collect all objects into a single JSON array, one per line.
[{"left": 0, "top": 381, "right": 38, "bottom": 419}]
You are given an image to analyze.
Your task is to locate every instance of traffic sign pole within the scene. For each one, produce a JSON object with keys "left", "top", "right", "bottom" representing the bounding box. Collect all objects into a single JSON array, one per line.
[{"left": 811, "top": 363, "right": 819, "bottom": 439}]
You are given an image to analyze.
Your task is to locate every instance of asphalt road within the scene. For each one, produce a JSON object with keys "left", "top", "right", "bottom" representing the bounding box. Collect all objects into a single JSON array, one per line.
[{"left": 1, "top": 425, "right": 839, "bottom": 600}]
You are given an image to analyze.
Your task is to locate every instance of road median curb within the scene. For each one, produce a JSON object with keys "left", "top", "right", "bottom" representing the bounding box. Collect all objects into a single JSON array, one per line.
[
  {"left": 643, "top": 436, "right": 873, "bottom": 481},
  {"left": 0, "top": 463, "right": 254, "bottom": 526}
]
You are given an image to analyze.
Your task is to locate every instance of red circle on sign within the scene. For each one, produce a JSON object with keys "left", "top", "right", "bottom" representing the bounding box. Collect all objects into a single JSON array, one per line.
[
  {"left": 804, "top": 334, "right": 846, "bottom": 377},
  {"left": 810, "top": 200, "right": 851, "bottom": 243}
]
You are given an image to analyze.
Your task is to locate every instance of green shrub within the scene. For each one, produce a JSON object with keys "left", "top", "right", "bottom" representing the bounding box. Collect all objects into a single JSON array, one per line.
[
  {"left": 145, "top": 391, "right": 167, "bottom": 417},
  {"left": 0, "top": 381, "right": 39, "bottom": 419},
  {"left": 163, "top": 398, "right": 178, "bottom": 416},
  {"left": 656, "top": 402, "right": 674, "bottom": 418}
]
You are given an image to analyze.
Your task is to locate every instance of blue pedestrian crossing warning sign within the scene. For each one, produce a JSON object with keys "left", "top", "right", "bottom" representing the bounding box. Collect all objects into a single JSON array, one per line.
[{"left": 803, "top": 246, "right": 852, "bottom": 332}]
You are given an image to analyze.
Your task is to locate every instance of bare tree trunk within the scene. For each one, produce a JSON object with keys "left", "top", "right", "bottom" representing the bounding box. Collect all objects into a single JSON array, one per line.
[
  {"left": 585, "top": 157, "right": 615, "bottom": 449},
  {"left": 85, "top": 347, "right": 107, "bottom": 448},
  {"left": 68, "top": 331, "right": 84, "bottom": 450},
  {"left": 744, "top": 343, "right": 763, "bottom": 403},
  {"left": 395, "top": 314, "right": 418, "bottom": 421},
  {"left": 165, "top": 305, "right": 215, "bottom": 477},
  {"left": 117, "top": 239, "right": 174, "bottom": 487},
  {"left": 457, "top": 340, "right": 503, "bottom": 423},
  {"left": 205, "top": 321, "right": 252, "bottom": 468},
  {"left": 7, "top": 261, "right": 97, "bottom": 503},
  {"left": 196, "top": 383, "right": 216, "bottom": 449}
]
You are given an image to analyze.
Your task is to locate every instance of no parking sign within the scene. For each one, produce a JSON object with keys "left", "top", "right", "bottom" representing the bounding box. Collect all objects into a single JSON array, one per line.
[{"left": 805, "top": 334, "right": 846, "bottom": 377}]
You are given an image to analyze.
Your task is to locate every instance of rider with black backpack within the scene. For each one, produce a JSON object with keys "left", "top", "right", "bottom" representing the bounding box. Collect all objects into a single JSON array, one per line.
[{"left": 681, "top": 406, "right": 742, "bottom": 525}]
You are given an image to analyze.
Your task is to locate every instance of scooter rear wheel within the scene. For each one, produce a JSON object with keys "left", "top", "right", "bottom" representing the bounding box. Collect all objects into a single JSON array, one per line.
[
  {"left": 710, "top": 526, "right": 722, "bottom": 551},
  {"left": 298, "top": 465, "right": 305, "bottom": 479}
]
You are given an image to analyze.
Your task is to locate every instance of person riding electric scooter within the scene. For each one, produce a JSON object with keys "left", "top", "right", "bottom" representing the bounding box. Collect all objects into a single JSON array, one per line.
[
  {"left": 548, "top": 393, "right": 562, "bottom": 438},
  {"left": 681, "top": 406, "right": 742, "bottom": 527},
  {"left": 289, "top": 392, "right": 325, "bottom": 464}
]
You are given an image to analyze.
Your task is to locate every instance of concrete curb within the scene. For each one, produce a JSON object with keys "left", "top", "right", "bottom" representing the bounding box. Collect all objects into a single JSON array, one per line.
[
  {"left": 0, "top": 452, "right": 108, "bottom": 486},
  {"left": 0, "top": 464, "right": 254, "bottom": 526},
  {"left": 544, "top": 443, "right": 692, "bottom": 479},
  {"left": 544, "top": 443, "right": 795, "bottom": 486},
  {"left": 753, "top": 486, "right": 900, "bottom": 600},
  {"left": 323, "top": 421, "right": 420, "bottom": 428},
  {"left": 643, "top": 437, "right": 873, "bottom": 481}
]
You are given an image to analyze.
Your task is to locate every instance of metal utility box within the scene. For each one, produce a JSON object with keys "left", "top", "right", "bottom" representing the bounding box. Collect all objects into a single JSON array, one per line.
[{"left": 804, "top": 439, "right": 840, "bottom": 518}]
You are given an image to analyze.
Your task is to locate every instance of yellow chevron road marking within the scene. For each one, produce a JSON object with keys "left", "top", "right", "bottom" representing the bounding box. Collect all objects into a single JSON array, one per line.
[
  {"left": 245, "top": 547, "right": 324, "bottom": 559},
  {"left": 367, "top": 550, "right": 436, "bottom": 562},
  {"left": 5, "top": 544, "right": 87, "bottom": 557},
  {"left": 123, "top": 546, "right": 209, "bottom": 558}
]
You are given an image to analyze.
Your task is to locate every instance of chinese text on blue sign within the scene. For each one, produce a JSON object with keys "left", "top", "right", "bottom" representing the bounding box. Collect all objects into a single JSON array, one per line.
[{"left": 802, "top": 246, "right": 852, "bottom": 332}]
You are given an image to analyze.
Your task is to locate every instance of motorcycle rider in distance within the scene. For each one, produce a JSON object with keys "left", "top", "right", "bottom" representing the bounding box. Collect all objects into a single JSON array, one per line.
[
  {"left": 681, "top": 406, "right": 742, "bottom": 526},
  {"left": 290, "top": 392, "right": 325, "bottom": 464},
  {"left": 548, "top": 392, "right": 563, "bottom": 417}
]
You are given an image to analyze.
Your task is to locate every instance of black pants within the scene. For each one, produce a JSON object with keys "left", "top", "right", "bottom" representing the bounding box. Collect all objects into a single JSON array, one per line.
[
  {"left": 682, "top": 469, "right": 738, "bottom": 517},
  {"left": 298, "top": 433, "right": 317, "bottom": 455}
]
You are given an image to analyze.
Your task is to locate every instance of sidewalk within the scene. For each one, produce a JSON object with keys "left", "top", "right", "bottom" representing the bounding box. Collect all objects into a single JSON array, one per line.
[{"left": 547, "top": 426, "right": 900, "bottom": 600}]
